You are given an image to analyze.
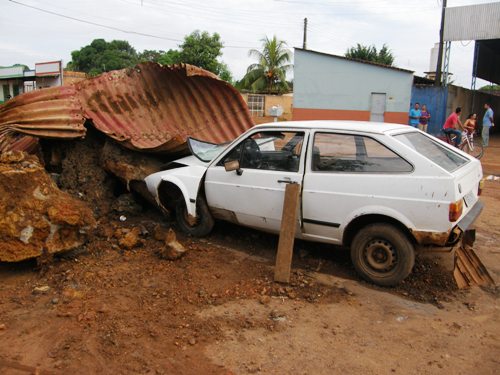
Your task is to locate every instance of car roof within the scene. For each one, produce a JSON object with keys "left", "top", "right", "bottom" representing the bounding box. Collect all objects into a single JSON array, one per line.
[{"left": 252, "top": 120, "right": 414, "bottom": 134}]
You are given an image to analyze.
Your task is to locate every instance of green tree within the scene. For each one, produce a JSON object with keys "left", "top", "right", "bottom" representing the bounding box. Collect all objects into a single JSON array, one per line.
[
  {"left": 345, "top": 43, "right": 395, "bottom": 66},
  {"left": 67, "top": 39, "right": 139, "bottom": 76},
  {"left": 480, "top": 84, "right": 500, "bottom": 91},
  {"left": 239, "top": 36, "right": 292, "bottom": 94},
  {"left": 177, "top": 31, "right": 232, "bottom": 82},
  {"left": 157, "top": 49, "right": 182, "bottom": 66},
  {"left": 138, "top": 49, "right": 165, "bottom": 63}
]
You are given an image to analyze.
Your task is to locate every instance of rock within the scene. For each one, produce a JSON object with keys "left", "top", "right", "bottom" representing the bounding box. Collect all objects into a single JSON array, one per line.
[
  {"left": 153, "top": 225, "right": 168, "bottom": 241},
  {"left": 111, "top": 193, "right": 143, "bottom": 214},
  {"left": 269, "top": 310, "right": 286, "bottom": 321},
  {"left": 188, "top": 338, "right": 196, "bottom": 346},
  {"left": 259, "top": 295, "right": 271, "bottom": 305},
  {"left": 0, "top": 152, "right": 96, "bottom": 262},
  {"left": 33, "top": 285, "right": 51, "bottom": 294},
  {"left": 157, "top": 229, "right": 187, "bottom": 260},
  {"left": 51, "top": 298, "right": 59, "bottom": 305},
  {"left": 0, "top": 323, "right": 6, "bottom": 330},
  {"left": 118, "top": 227, "right": 142, "bottom": 249}
]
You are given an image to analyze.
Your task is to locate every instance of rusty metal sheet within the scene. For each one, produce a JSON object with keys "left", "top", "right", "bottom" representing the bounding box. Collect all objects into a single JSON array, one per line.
[
  {"left": 0, "top": 63, "right": 254, "bottom": 153},
  {"left": 0, "top": 86, "right": 85, "bottom": 153},
  {"left": 76, "top": 62, "right": 254, "bottom": 152}
]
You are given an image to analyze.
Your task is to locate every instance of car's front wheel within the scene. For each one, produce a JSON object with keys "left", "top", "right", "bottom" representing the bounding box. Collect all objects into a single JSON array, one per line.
[
  {"left": 350, "top": 223, "right": 415, "bottom": 286},
  {"left": 175, "top": 197, "right": 214, "bottom": 237}
]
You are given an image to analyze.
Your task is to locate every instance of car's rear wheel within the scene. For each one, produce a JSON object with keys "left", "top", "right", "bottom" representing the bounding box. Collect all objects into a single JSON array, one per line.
[
  {"left": 350, "top": 223, "right": 415, "bottom": 286},
  {"left": 175, "top": 197, "right": 214, "bottom": 237}
]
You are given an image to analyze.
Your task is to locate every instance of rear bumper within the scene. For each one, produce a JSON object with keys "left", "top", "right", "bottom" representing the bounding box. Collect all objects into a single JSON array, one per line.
[{"left": 457, "top": 200, "right": 484, "bottom": 232}]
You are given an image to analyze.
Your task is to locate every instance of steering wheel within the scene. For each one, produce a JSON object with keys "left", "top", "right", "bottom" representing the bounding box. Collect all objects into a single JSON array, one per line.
[{"left": 241, "top": 138, "right": 262, "bottom": 169}]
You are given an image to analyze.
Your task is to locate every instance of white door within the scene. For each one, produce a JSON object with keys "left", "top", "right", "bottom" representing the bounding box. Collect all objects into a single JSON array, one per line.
[
  {"left": 205, "top": 130, "right": 306, "bottom": 233},
  {"left": 370, "top": 93, "right": 386, "bottom": 122}
]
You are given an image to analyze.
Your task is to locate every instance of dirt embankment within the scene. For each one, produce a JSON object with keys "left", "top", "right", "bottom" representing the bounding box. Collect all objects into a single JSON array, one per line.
[{"left": 0, "top": 151, "right": 96, "bottom": 262}]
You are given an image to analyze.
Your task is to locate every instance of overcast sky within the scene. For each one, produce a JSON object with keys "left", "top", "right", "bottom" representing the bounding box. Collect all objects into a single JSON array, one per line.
[{"left": 0, "top": 0, "right": 495, "bottom": 88}]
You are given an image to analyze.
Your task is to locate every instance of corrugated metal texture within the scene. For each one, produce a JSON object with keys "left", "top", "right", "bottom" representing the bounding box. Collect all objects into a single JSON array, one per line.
[
  {"left": 0, "top": 86, "right": 85, "bottom": 152},
  {"left": 0, "top": 62, "right": 253, "bottom": 153},
  {"left": 444, "top": 3, "right": 500, "bottom": 41},
  {"left": 76, "top": 62, "right": 254, "bottom": 152}
]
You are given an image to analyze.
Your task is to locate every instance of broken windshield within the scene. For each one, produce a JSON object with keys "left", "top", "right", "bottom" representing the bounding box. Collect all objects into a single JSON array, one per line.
[{"left": 188, "top": 137, "right": 228, "bottom": 162}]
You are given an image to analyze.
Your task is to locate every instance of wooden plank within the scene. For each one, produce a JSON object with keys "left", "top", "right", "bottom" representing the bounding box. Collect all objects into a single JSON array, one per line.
[
  {"left": 274, "top": 183, "right": 301, "bottom": 283},
  {"left": 454, "top": 246, "right": 494, "bottom": 288}
]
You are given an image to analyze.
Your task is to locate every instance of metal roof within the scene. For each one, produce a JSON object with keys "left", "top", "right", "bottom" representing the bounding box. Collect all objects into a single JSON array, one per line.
[
  {"left": 295, "top": 48, "right": 414, "bottom": 74},
  {"left": 444, "top": 2, "right": 500, "bottom": 41},
  {"left": 0, "top": 85, "right": 85, "bottom": 153},
  {"left": 0, "top": 63, "right": 254, "bottom": 153}
]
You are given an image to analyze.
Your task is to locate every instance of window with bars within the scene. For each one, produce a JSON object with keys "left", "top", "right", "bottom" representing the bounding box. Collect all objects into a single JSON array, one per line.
[{"left": 247, "top": 94, "right": 265, "bottom": 117}]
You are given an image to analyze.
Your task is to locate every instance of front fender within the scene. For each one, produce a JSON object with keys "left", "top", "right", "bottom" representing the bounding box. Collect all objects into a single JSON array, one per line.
[{"left": 145, "top": 166, "right": 207, "bottom": 217}]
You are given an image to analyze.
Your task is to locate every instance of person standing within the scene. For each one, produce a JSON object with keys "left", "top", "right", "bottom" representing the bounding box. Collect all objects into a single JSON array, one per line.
[
  {"left": 443, "top": 107, "right": 463, "bottom": 147},
  {"left": 482, "top": 103, "right": 495, "bottom": 147},
  {"left": 419, "top": 104, "right": 431, "bottom": 132},
  {"left": 408, "top": 103, "right": 421, "bottom": 128}
]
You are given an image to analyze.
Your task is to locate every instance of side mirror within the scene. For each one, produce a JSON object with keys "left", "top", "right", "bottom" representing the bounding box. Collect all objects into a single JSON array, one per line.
[{"left": 224, "top": 160, "right": 243, "bottom": 175}]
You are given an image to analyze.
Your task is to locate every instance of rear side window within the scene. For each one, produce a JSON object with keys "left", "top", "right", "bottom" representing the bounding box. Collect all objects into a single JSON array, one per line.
[
  {"left": 394, "top": 132, "right": 468, "bottom": 172},
  {"left": 312, "top": 133, "right": 412, "bottom": 173}
]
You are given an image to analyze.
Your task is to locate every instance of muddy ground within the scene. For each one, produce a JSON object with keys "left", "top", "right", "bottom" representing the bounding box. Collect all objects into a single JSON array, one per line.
[{"left": 1, "top": 136, "right": 499, "bottom": 375}]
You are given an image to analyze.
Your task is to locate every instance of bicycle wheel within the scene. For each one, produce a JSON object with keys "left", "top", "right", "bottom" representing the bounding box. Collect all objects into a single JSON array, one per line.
[{"left": 460, "top": 140, "right": 484, "bottom": 159}]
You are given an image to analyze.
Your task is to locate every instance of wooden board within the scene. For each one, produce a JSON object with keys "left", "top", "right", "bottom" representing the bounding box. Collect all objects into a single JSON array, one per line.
[
  {"left": 454, "top": 246, "right": 495, "bottom": 288},
  {"left": 274, "top": 183, "right": 301, "bottom": 283}
]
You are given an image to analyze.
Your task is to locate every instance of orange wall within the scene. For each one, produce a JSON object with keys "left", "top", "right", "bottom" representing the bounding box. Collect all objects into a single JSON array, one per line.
[{"left": 293, "top": 108, "right": 408, "bottom": 124}]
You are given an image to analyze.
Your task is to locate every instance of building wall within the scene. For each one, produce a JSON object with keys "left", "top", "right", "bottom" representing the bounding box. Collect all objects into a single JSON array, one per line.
[
  {"left": 241, "top": 93, "right": 293, "bottom": 124},
  {"left": 411, "top": 84, "right": 500, "bottom": 135},
  {"left": 0, "top": 80, "right": 24, "bottom": 103},
  {"left": 293, "top": 49, "right": 413, "bottom": 124}
]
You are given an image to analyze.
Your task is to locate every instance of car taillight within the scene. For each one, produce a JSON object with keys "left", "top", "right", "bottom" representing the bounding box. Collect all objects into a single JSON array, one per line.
[
  {"left": 449, "top": 200, "right": 463, "bottom": 222},
  {"left": 478, "top": 179, "right": 484, "bottom": 196}
]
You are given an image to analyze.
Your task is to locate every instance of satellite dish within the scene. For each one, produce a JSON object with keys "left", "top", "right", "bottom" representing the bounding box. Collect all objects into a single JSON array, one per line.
[{"left": 268, "top": 105, "right": 284, "bottom": 117}]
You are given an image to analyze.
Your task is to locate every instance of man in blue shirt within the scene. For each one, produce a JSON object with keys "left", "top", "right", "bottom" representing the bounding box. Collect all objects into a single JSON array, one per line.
[
  {"left": 482, "top": 102, "right": 495, "bottom": 147},
  {"left": 408, "top": 103, "right": 421, "bottom": 128}
]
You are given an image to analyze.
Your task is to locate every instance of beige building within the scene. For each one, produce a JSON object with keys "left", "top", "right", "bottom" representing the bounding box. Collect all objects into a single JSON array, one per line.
[{"left": 240, "top": 93, "right": 293, "bottom": 124}]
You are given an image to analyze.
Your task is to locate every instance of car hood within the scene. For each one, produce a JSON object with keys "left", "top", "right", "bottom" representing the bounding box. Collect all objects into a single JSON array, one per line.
[{"left": 172, "top": 155, "right": 210, "bottom": 167}]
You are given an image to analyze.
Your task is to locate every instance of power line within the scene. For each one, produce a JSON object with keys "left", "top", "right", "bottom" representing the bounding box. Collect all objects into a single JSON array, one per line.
[{"left": 8, "top": 0, "right": 182, "bottom": 42}]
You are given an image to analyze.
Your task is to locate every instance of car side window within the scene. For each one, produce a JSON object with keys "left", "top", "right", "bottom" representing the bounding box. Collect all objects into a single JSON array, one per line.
[
  {"left": 218, "top": 131, "right": 304, "bottom": 172},
  {"left": 312, "top": 133, "right": 412, "bottom": 173}
]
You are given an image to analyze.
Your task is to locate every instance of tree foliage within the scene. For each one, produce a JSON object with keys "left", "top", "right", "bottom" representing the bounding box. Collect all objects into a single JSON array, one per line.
[
  {"left": 345, "top": 43, "right": 394, "bottom": 66},
  {"left": 479, "top": 84, "right": 500, "bottom": 91},
  {"left": 176, "top": 31, "right": 232, "bottom": 81},
  {"left": 67, "top": 39, "right": 139, "bottom": 76},
  {"left": 239, "top": 36, "right": 292, "bottom": 94},
  {"left": 67, "top": 32, "right": 233, "bottom": 82}
]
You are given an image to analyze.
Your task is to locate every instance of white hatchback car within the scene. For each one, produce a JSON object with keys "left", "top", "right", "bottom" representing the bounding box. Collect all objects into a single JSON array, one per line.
[{"left": 145, "top": 121, "right": 483, "bottom": 286}]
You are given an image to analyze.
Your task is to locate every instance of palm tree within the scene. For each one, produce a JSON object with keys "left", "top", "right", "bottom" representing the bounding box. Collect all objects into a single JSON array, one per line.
[{"left": 241, "top": 36, "right": 292, "bottom": 94}]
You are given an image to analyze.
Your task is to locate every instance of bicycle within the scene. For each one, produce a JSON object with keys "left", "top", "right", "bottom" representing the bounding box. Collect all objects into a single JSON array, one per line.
[{"left": 444, "top": 129, "right": 484, "bottom": 159}]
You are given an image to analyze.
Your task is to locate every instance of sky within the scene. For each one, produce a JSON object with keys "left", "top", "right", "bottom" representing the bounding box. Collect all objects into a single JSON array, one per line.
[{"left": 0, "top": 0, "right": 495, "bottom": 88}]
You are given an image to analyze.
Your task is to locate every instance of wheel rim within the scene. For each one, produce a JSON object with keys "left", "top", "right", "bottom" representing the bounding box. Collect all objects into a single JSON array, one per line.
[{"left": 364, "top": 239, "right": 397, "bottom": 272}]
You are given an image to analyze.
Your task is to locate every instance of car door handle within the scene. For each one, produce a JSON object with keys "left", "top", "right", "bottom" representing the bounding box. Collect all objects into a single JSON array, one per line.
[{"left": 277, "top": 178, "right": 296, "bottom": 184}]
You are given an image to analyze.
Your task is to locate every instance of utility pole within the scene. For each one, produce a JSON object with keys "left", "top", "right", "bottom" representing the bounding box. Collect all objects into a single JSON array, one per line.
[
  {"left": 303, "top": 18, "right": 308, "bottom": 49},
  {"left": 435, "top": 0, "right": 447, "bottom": 86}
]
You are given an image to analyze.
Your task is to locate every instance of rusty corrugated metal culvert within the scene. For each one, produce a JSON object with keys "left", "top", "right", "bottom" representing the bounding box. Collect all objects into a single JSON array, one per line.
[{"left": 0, "top": 62, "right": 254, "bottom": 153}]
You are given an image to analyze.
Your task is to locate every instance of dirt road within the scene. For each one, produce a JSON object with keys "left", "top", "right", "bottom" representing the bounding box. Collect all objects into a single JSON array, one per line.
[{"left": 0, "top": 137, "right": 499, "bottom": 375}]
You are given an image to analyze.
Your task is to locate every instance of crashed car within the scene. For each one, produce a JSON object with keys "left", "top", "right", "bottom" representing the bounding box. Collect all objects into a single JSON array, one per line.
[{"left": 145, "top": 121, "right": 483, "bottom": 286}]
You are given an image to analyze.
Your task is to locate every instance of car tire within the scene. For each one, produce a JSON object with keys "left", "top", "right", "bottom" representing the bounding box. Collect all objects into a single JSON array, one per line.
[
  {"left": 350, "top": 223, "right": 415, "bottom": 287},
  {"left": 175, "top": 197, "right": 214, "bottom": 237}
]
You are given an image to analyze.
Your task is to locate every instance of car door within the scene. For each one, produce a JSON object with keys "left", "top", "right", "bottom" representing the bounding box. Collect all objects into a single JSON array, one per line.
[
  {"left": 205, "top": 129, "right": 307, "bottom": 233},
  {"left": 302, "top": 131, "right": 414, "bottom": 244}
]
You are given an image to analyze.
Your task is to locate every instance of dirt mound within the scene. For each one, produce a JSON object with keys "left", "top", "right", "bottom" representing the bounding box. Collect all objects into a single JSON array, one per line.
[{"left": 0, "top": 151, "right": 96, "bottom": 262}]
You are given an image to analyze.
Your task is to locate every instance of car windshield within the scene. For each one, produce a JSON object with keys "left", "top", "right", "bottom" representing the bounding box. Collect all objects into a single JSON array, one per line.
[
  {"left": 188, "top": 138, "right": 228, "bottom": 162},
  {"left": 394, "top": 132, "right": 468, "bottom": 172}
]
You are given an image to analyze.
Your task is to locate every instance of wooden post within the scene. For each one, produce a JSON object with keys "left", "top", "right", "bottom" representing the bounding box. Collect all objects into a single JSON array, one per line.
[{"left": 274, "top": 183, "right": 301, "bottom": 283}]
